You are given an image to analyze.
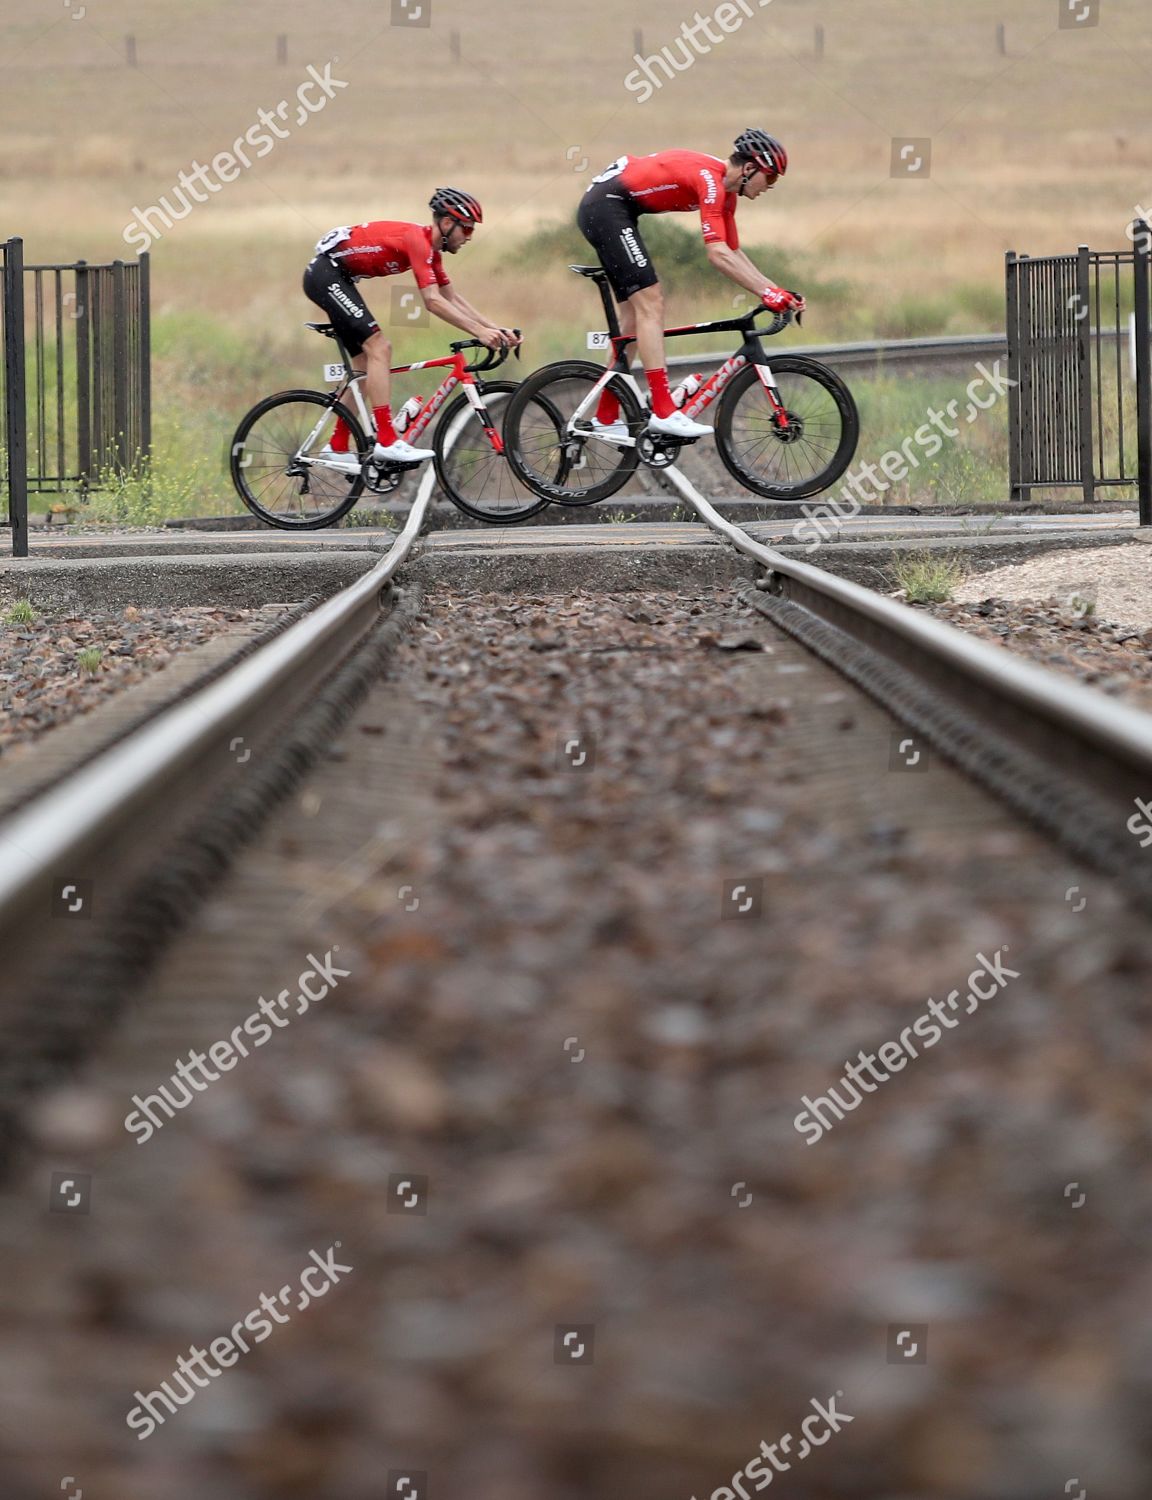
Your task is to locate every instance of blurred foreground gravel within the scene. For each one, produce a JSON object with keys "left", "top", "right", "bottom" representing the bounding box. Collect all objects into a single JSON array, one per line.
[{"left": 4, "top": 584, "right": 1152, "bottom": 1500}]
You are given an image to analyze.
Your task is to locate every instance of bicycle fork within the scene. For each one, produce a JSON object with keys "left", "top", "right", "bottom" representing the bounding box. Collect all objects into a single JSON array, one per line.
[
  {"left": 460, "top": 379, "right": 504, "bottom": 455},
  {"left": 749, "top": 356, "right": 792, "bottom": 430}
]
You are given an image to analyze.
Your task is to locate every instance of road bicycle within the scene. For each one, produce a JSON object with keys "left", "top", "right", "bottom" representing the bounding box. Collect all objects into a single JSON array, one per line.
[
  {"left": 230, "top": 323, "right": 559, "bottom": 529},
  {"left": 502, "top": 264, "right": 860, "bottom": 507}
]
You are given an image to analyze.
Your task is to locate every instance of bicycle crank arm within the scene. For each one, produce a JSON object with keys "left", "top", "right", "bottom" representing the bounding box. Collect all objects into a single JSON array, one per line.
[
  {"left": 637, "top": 432, "right": 699, "bottom": 469},
  {"left": 364, "top": 459, "right": 419, "bottom": 495}
]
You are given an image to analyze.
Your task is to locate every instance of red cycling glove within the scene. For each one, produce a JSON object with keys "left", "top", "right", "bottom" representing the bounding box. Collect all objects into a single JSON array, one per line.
[{"left": 761, "top": 287, "right": 806, "bottom": 313}]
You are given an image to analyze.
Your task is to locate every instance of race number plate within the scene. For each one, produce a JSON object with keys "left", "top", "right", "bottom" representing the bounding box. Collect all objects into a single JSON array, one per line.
[
  {"left": 323, "top": 363, "right": 346, "bottom": 383},
  {"left": 586, "top": 332, "right": 610, "bottom": 350}
]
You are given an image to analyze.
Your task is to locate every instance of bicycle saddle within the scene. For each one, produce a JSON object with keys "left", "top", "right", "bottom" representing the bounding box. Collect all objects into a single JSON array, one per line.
[
  {"left": 304, "top": 322, "right": 338, "bottom": 338},
  {"left": 568, "top": 264, "right": 608, "bottom": 280}
]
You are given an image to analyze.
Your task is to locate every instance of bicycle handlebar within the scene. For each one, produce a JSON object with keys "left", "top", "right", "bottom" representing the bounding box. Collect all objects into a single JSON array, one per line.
[
  {"left": 750, "top": 305, "right": 799, "bottom": 337},
  {"left": 450, "top": 329, "right": 523, "bottom": 373}
]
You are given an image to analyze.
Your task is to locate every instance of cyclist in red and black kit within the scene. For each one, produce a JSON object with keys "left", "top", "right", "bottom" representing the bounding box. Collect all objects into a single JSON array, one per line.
[
  {"left": 303, "top": 187, "right": 520, "bottom": 468},
  {"left": 577, "top": 129, "right": 803, "bottom": 443}
]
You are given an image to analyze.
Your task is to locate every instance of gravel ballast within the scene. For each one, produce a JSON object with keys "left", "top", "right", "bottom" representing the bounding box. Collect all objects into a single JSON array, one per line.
[
  {"left": 920, "top": 543, "right": 1152, "bottom": 711},
  {"left": 4, "top": 584, "right": 1152, "bottom": 1499},
  {"left": 0, "top": 603, "right": 287, "bottom": 756}
]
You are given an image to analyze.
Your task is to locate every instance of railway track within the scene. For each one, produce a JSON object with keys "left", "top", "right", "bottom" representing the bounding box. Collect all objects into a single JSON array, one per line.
[
  {"left": 4, "top": 455, "right": 1152, "bottom": 1089},
  {"left": 670, "top": 322, "right": 1130, "bottom": 381},
  {"left": 664, "top": 465, "right": 1152, "bottom": 902},
  {"left": 4, "top": 466, "right": 1152, "bottom": 1496},
  {"left": 0, "top": 456, "right": 437, "bottom": 1118},
  {"left": 670, "top": 328, "right": 1009, "bottom": 381}
]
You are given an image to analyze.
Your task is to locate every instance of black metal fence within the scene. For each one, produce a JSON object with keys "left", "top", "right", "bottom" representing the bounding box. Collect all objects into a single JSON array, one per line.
[
  {"left": 2, "top": 239, "right": 28, "bottom": 557},
  {"left": 1, "top": 237, "right": 151, "bottom": 557},
  {"left": 1006, "top": 225, "right": 1152, "bottom": 522}
]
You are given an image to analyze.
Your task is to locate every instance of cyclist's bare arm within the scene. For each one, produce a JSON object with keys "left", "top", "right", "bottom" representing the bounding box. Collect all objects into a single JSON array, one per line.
[
  {"left": 705, "top": 242, "right": 790, "bottom": 299},
  {"left": 423, "top": 284, "right": 520, "bottom": 348},
  {"left": 443, "top": 286, "right": 522, "bottom": 348},
  {"left": 439, "top": 284, "right": 494, "bottom": 325}
]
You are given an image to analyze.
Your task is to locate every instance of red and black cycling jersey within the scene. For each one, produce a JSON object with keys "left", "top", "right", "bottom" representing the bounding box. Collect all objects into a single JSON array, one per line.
[
  {"left": 605, "top": 151, "right": 740, "bottom": 249},
  {"left": 314, "top": 221, "right": 452, "bottom": 288}
]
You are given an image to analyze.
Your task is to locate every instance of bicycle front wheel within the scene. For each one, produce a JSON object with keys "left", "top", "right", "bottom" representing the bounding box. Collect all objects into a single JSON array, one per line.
[
  {"left": 432, "top": 380, "right": 554, "bottom": 524},
  {"left": 714, "top": 358, "right": 859, "bottom": 502},
  {"left": 503, "top": 360, "right": 643, "bottom": 506},
  {"left": 230, "top": 390, "right": 367, "bottom": 530}
]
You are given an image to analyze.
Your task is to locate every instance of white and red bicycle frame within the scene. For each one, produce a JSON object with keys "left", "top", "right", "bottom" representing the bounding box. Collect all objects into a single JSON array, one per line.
[
  {"left": 569, "top": 307, "right": 795, "bottom": 446},
  {"left": 302, "top": 340, "right": 508, "bottom": 472}
]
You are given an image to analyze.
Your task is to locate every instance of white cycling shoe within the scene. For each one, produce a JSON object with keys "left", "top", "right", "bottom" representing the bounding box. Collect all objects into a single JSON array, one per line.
[
  {"left": 372, "top": 438, "right": 436, "bottom": 465},
  {"left": 316, "top": 444, "right": 361, "bottom": 473},
  {"left": 647, "top": 409, "right": 713, "bottom": 440},
  {"left": 588, "top": 417, "right": 631, "bottom": 445}
]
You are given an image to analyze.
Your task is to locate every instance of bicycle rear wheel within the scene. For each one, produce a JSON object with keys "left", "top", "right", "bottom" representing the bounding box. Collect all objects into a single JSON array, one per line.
[
  {"left": 230, "top": 390, "right": 367, "bottom": 530},
  {"left": 432, "top": 380, "right": 554, "bottom": 524},
  {"left": 714, "top": 358, "right": 859, "bottom": 502},
  {"left": 503, "top": 360, "right": 642, "bottom": 506}
]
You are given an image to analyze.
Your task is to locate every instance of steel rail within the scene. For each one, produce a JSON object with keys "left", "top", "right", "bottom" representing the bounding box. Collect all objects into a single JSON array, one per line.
[
  {"left": 664, "top": 327, "right": 1129, "bottom": 379},
  {"left": 660, "top": 463, "right": 1152, "bottom": 811},
  {"left": 667, "top": 330, "right": 1005, "bottom": 378},
  {"left": 0, "top": 432, "right": 451, "bottom": 940}
]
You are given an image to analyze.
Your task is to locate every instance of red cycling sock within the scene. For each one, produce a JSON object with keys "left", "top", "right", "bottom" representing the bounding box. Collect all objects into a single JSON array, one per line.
[
  {"left": 373, "top": 404, "right": 398, "bottom": 447},
  {"left": 596, "top": 388, "right": 621, "bottom": 425},
  {"left": 646, "top": 368, "right": 674, "bottom": 419},
  {"left": 330, "top": 415, "right": 353, "bottom": 453}
]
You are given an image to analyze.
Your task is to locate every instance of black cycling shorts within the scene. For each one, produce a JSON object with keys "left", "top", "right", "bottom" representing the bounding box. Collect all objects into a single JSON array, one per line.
[
  {"left": 576, "top": 183, "right": 660, "bottom": 304},
  {"left": 302, "top": 254, "right": 381, "bottom": 356}
]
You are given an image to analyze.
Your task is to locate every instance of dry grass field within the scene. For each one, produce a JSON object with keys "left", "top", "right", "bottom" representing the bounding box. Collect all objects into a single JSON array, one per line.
[{"left": 2, "top": 0, "right": 1150, "bottom": 509}]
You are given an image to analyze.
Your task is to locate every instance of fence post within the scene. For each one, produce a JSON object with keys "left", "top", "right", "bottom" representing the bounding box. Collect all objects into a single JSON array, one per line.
[
  {"left": 139, "top": 251, "right": 152, "bottom": 468},
  {"left": 276, "top": 33, "right": 288, "bottom": 64},
  {"left": 112, "top": 260, "right": 130, "bottom": 473},
  {"left": 75, "top": 260, "right": 91, "bottom": 491},
  {"left": 814, "top": 23, "right": 825, "bottom": 57},
  {"left": 4, "top": 238, "right": 28, "bottom": 557},
  {"left": 996, "top": 22, "right": 1006, "bottom": 55},
  {"left": 1075, "top": 244, "right": 1095, "bottom": 504},
  {"left": 125, "top": 34, "right": 137, "bottom": 66},
  {"left": 633, "top": 28, "right": 643, "bottom": 55},
  {"left": 1005, "top": 250, "right": 1022, "bottom": 503},
  {"left": 1018, "top": 256, "right": 1036, "bottom": 504},
  {"left": 1133, "top": 220, "right": 1152, "bottom": 526}
]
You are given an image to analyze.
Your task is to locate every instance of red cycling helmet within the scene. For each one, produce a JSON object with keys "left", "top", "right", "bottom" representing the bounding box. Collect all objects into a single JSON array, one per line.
[
  {"left": 733, "top": 130, "right": 788, "bottom": 181},
  {"left": 429, "top": 187, "right": 484, "bottom": 225}
]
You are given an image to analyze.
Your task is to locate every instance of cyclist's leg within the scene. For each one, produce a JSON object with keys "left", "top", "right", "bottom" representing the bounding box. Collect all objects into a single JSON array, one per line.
[
  {"left": 625, "top": 284, "right": 673, "bottom": 416},
  {"left": 359, "top": 330, "right": 397, "bottom": 446},
  {"left": 577, "top": 187, "right": 656, "bottom": 425},
  {"left": 302, "top": 255, "right": 380, "bottom": 451}
]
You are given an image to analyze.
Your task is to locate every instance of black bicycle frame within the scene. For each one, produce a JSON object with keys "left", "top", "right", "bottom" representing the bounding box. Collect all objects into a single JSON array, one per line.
[{"left": 581, "top": 264, "right": 786, "bottom": 375}]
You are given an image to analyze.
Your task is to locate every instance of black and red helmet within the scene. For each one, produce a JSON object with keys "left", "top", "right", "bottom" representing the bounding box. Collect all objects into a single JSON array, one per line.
[
  {"left": 429, "top": 187, "right": 484, "bottom": 225},
  {"left": 733, "top": 130, "right": 788, "bottom": 181}
]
